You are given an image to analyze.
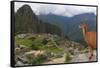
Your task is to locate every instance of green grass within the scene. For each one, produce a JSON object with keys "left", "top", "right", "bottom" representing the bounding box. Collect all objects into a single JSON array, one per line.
[
  {"left": 15, "top": 34, "right": 64, "bottom": 54},
  {"left": 15, "top": 37, "right": 33, "bottom": 47},
  {"left": 46, "top": 46, "right": 63, "bottom": 53}
]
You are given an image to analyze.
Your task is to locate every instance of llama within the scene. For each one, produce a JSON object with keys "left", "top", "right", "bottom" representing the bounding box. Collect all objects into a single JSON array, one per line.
[{"left": 79, "top": 23, "right": 96, "bottom": 60}]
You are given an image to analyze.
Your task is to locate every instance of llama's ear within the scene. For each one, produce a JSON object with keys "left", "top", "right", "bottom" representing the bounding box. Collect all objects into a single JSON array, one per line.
[
  {"left": 79, "top": 25, "right": 81, "bottom": 28},
  {"left": 83, "top": 23, "right": 87, "bottom": 26}
]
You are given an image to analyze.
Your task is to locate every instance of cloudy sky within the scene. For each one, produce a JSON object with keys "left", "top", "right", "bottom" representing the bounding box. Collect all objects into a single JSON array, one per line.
[{"left": 15, "top": 2, "right": 96, "bottom": 17}]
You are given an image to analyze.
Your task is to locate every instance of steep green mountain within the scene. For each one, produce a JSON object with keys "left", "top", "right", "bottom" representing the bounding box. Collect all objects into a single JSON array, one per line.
[{"left": 15, "top": 5, "right": 62, "bottom": 36}]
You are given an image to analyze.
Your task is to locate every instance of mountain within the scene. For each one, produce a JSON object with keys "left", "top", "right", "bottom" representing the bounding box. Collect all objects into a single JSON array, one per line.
[
  {"left": 15, "top": 5, "right": 62, "bottom": 36},
  {"left": 38, "top": 13, "right": 96, "bottom": 43},
  {"left": 38, "top": 14, "right": 70, "bottom": 35},
  {"left": 66, "top": 13, "right": 96, "bottom": 42}
]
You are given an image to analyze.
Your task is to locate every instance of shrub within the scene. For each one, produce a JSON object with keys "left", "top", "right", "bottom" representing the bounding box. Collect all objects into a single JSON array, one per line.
[
  {"left": 65, "top": 53, "right": 72, "bottom": 63},
  {"left": 42, "top": 38, "right": 48, "bottom": 45},
  {"left": 28, "top": 36, "right": 36, "bottom": 41},
  {"left": 32, "top": 55, "right": 47, "bottom": 65}
]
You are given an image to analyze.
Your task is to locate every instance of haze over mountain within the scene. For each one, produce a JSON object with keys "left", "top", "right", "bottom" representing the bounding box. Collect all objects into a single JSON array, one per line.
[{"left": 15, "top": 2, "right": 96, "bottom": 17}]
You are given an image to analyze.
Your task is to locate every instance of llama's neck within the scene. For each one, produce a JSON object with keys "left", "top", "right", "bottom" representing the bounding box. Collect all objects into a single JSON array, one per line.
[{"left": 82, "top": 26, "right": 87, "bottom": 37}]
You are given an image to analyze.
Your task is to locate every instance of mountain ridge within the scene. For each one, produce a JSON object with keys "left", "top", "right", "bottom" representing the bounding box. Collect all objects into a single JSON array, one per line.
[{"left": 38, "top": 13, "right": 96, "bottom": 43}]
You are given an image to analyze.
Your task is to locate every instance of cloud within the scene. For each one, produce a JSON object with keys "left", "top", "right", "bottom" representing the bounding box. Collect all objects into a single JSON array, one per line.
[{"left": 15, "top": 2, "right": 96, "bottom": 17}]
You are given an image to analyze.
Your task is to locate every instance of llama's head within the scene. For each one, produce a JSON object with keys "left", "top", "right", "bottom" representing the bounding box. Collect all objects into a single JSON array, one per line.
[{"left": 79, "top": 23, "right": 87, "bottom": 29}]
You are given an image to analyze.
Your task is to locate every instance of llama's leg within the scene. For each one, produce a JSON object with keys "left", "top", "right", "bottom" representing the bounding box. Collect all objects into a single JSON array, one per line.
[{"left": 88, "top": 46, "right": 93, "bottom": 60}]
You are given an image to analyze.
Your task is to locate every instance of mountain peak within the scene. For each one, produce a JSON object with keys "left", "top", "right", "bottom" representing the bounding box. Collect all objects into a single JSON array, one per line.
[
  {"left": 21, "top": 4, "right": 31, "bottom": 10},
  {"left": 16, "top": 4, "right": 35, "bottom": 15},
  {"left": 15, "top": 4, "right": 62, "bottom": 36}
]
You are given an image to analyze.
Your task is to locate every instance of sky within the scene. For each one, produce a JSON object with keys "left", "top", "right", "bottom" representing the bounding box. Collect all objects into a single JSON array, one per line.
[{"left": 15, "top": 2, "right": 96, "bottom": 17}]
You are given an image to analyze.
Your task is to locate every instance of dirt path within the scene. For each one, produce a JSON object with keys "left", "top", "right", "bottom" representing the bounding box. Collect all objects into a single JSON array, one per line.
[
  {"left": 43, "top": 54, "right": 66, "bottom": 64},
  {"left": 71, "top": 50, "right": 96, "bottom": 62},
  {"left": 43, "top": 50, "right": 97, "bottom": 64}
]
